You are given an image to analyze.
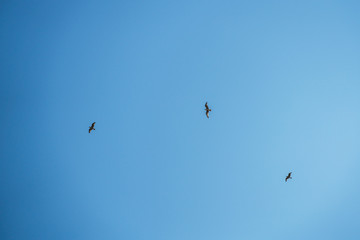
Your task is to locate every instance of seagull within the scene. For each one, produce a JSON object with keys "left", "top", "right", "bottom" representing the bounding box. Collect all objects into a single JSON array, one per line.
[
  {"left": 285, "top": 172, "right": 292, "bottom": 182},
  {"left": 205, "top": 102, "right": 211, "bottom": 118},
  {"left": 89, "top": 122, "right": 96, "bottom": 133}
]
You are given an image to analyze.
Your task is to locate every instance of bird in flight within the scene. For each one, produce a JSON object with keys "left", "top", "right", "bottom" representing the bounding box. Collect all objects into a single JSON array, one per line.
[
  {"left": 205, "top": 102, "right": 211, "bottom": 118},
  {"left": 285, "top": 172, "right": 292, "bottom": 182},
  {"left": 89, "top": 122, "right": 96, "bottom": 133}
]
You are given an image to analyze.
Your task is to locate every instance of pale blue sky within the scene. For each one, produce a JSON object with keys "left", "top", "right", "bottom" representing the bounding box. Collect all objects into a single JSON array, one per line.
[{"left": 1, "top": 1, "right": 360, "bottom": 239}]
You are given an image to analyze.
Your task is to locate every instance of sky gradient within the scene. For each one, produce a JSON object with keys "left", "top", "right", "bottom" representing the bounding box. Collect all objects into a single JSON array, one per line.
[{"left": 1, "top": 1, "right": 360, "bottom": 239}]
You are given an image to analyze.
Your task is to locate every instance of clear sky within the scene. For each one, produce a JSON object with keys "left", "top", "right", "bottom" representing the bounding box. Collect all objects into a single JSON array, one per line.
[{"left": 1, "top": 1, "right": 360, "bottom": 239}]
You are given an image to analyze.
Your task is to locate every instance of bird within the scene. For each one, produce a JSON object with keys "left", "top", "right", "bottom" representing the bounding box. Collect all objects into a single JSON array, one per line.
[
  {"left": 205, "top": 102, "right": 211, "bottom": 118},
  {"left": 285, "top": 172, "right": 292, "bottom": 182},
  {"left": 89, "top": 122, "right": 96, "bottom": 133}
]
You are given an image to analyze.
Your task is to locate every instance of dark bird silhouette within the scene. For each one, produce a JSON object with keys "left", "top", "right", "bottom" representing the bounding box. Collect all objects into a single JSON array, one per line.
[
  {"left": 89, "top": 122, "right": 96, "bottom": 133},
  {"left": 205, "top": 102, "right": 211, "bottom": 118},
  {"left": 285, "top": 172, "right": 292, "bottom": 182}
]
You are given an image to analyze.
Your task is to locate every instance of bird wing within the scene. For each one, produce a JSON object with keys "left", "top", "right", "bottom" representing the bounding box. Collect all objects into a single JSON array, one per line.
[
  {"left": 91, "top": 122, "right": 96, "bottom": 128},
  {"left": 205, "top": 102, "right": 209, "bottom": 110},
  {"left": 89, "top": 128, "right": 91, "bottom": 133},
  {"left": 206, "top": 111, "right": 209, "bottom": 118}
]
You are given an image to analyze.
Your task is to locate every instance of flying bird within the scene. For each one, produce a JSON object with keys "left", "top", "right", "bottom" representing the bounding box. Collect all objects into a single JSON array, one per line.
[
  {"left": 89, "top": 122, "right": 96, "bottom": 133},
  {"left": 205, "top": 102, "right": 211, "bottom": 118},
  {"left": 285, "top": 172, "right": 292, "bottom": 182}
]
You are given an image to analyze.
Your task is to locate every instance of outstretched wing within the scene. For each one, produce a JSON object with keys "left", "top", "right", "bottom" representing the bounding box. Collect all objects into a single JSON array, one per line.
[
  {"left": 205, "top": 102, "right": 209, "bottom": 110},
  {"left": 206, "top": 111, "right": 209, "bottom": 118},
  {"left": 91, "top": 122, "right": 96, "bottom": 128},
  {"left": 89, "top": 128, "right": 92, "bottom": 133}
]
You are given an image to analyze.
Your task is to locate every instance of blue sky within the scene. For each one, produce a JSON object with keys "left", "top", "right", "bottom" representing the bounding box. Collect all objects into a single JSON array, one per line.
[{"left": 1, "top": 1, "right": 360, "bottom": 239}]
